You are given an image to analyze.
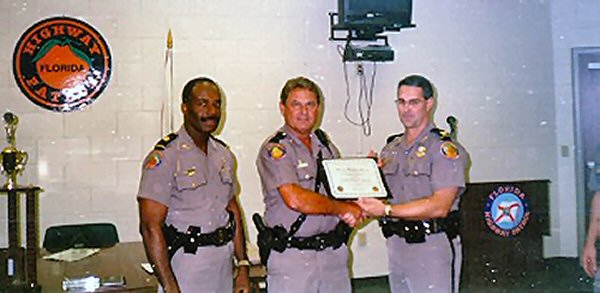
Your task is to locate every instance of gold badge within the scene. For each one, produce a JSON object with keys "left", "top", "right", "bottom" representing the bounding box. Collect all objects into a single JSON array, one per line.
[
  {"left": 440, "top": 142, "right": 459, "bottom": 159},
  {"left": 416, "top": 146, "right": 427, "bottom": 158},
  {"left": 186, "top": 167, "right": 196, "bottom": 176},
  {"left": 267, "top": 143, "right": 286, "bottom": 160}
]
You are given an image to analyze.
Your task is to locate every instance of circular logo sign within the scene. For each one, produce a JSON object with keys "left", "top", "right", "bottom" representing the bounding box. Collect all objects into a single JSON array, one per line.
[
  {"left": 484, "top": 185, "right": 530, "bottom": 237},
  {"left": 13, "top": 16, "right": 111, "bottom": 112}
]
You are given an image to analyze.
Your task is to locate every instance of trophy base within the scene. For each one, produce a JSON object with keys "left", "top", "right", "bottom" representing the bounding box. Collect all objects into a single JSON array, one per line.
[{"left": 3, "top": 178, "right": 18, "bottom": 190}]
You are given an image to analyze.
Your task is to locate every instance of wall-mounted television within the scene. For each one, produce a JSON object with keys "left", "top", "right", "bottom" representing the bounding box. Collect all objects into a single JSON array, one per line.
[{"left": 338, "top": 0, "right": 414, "bottom": 31}]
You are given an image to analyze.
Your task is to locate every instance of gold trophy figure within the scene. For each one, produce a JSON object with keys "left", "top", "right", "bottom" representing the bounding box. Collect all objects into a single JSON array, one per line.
[{"left": 1, "top": 112, "right": 28, "bottom": 189}]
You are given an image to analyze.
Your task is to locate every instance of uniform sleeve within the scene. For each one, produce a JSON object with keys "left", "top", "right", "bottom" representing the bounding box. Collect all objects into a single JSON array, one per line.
[
  {"left": 430, "top": 141, "right": 467, "bottom": 192},
  {"left": 136, "top": 149, "right": 174, "bottom": 207},
  {"left": 229, "top": 151, "right": 240, "bottom": 197},
  {"left": 256, "top": 142, "right": 299, "bottom": 192}
]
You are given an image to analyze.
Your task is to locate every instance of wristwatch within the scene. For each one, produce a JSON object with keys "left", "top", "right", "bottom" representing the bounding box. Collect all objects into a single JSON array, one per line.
[
  {"left": 384, "top": 204, "right": 392, "bottom": 217},
  {"left": 237, "top": 259, "right": 251, "bottom": 267}
]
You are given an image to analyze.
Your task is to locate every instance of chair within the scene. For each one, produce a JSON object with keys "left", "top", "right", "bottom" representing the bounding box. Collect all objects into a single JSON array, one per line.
[{"left": 43, "top": 223, "right": 119, "bottom": 253}]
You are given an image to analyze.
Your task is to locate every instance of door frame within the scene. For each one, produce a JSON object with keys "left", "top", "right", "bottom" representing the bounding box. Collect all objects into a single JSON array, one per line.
[{"left": 572, "top": 47, "right": 600, "bottom": 255}]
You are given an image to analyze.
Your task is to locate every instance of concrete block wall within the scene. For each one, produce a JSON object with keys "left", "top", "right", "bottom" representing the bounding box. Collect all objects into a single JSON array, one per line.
[{"left": 0, "top": 0, "right": 574, "bottom": 277}]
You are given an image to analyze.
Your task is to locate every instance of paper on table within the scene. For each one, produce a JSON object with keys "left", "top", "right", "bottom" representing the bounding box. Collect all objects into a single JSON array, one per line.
[
  {"left": 43, "top": 248, "right": 100, "bottom": 262},
  {"left": 140, "top": 262, "right": 154, "bottom": 274}
]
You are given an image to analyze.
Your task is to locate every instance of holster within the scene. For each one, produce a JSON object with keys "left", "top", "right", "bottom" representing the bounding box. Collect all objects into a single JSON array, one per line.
[
  {"left": 162, "top": 224, "right": 185, "bottom": 261},
  {"left": 252, "top": 213, "right": 351, "bottom": 264},
  {"left": 444, "top": 210, "right": 460, "bottom": 240},
  {"left": 162, "top": 212, "right": 235, "bottom": 262},
  {"left": 379, "top": 210, "right": 460, "bottom": 244},
  {"left": 253, "top": 213, "right": 288, "bottom": 265}
]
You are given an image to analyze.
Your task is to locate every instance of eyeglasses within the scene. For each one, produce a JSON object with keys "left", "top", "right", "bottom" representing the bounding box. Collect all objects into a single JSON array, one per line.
[{"left": 394, "top": 98, "right": 425, "bottom": 107}]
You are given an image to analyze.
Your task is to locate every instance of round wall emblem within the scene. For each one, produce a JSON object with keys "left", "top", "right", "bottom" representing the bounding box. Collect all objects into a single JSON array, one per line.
[
  {"left": 13, "top": 16, "right": 111, "bottom": 112},
  {"left": 483, "top": 185, "right": 530, "bottom": 237}
]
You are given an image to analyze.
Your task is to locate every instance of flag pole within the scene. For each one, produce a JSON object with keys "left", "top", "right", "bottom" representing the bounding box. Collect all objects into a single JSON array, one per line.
[{"left": 162, "top": 28, "right": 174, "bottom": 136}]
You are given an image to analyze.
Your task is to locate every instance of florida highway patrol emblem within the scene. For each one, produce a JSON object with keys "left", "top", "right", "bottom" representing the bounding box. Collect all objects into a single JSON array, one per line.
[
  {"left": 440, "top": 142, "right": 459, "bottom": 159},
  {"left": 484, "top": 185, "right": 530, "bottom": 237},
  {"left": 13, "top": 16, "right": 112, "bottom": 112},
  {"left": 267, "top": 143, "right": 286, "bottom": 160}
]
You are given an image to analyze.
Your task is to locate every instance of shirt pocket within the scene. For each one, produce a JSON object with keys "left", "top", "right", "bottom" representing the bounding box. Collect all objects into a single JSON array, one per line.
[
  {"left": 175, "top": 168, "right": 207, "bottom": 191},
  {"left": 296, "top": 164, "right": 315, "bottom": 183},
  {"left": 403, "top": 159, "right": 431, "bottom": 177},
  {"left": 382, "top": 159, "right": 399, "bottom": 175}
]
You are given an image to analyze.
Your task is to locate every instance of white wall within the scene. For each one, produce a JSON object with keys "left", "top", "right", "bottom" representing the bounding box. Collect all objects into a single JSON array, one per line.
[{"left": 0, "top": 0, "right": 572, "bottom": 277}]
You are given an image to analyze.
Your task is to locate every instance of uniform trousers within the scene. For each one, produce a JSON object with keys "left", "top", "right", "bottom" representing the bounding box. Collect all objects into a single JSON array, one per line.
[
  {"left": 159, "top": 242, "right": 233, "bottom": 293},
  {"left": 388, "top": 234, "right": 462, "bottom": 293},
  {"left": 267, "top": 246, "right": 351, "bottom": 293}
]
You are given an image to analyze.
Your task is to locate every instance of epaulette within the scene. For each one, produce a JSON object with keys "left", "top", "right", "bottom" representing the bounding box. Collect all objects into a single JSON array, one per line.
[
  {"left": 386, "top": 133, "right": 404, "bottom": 144},
  {"left": 153, "top": 133, "right": 178, "bottom": 151},
  {"left": 268, "top": 131, "right": 287, "bottom": 143},
  {"left": 430, "top": 128, "right": 452, "bottom": 141},
  {"left": 210, "top": 135, "right": 228, "bottom": 147}
]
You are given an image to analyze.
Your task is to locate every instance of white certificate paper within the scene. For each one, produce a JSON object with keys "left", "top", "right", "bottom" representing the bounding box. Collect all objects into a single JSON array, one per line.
[{"left": 322, "top": 158, "right": 387, "bottom": 199}]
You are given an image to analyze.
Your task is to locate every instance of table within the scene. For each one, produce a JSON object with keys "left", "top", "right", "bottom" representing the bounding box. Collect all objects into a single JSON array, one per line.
[
  {"left": 38, "top": 242, "right": 156, "bottom": 292},
  {"left": 38, "top": 242, "right": 267, "bottom": 292}
]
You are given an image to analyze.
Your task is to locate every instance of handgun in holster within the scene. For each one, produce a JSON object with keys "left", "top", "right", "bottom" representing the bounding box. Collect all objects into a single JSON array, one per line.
[
  {"left": 252, "top": 213, "right": 288, "bottom": 265},
  {"left": 444, "top": 211, "right": 460, "bottom": 240},
  {"left": 333, "top": 221, "right": 352, "bottom": 248},
  {"left": 162, "top": 224, "right": 186, "bottom": 262}
]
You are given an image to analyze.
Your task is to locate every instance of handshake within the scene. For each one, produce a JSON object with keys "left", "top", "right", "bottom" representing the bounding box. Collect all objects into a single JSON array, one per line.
[
  {"left": 337, "top": 198, "right": 389, "bottom": 228},
  {"left": 332, "top": 151, "right": 391, "bottom": 227}
]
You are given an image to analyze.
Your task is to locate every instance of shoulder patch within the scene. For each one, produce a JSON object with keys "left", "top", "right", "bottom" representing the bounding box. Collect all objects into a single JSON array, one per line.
[
  {"left": 268, "top": 131, "right": 287, "bottom": 144},
  {"left": 440, "top": 141, "right": 459, "bottom": 160},
  {"left": 386, "top": 133, "right": 404, "bottom": 144},
  {"left": 267, "top": 143, "right": 286, "bottom": 160},
  {"left": 154, "top": 133, "right": 178, "bottom": 151},
  {"left": 144, "top": 150, "right": 164, "bottom": 169}
]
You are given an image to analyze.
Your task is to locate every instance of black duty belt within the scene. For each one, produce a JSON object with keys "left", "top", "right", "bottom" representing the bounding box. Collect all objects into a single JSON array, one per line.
[
  {"left": 287, "top": 221, "right": 351, "bottom": 251},
  {"left": 163, "top": 211, "right": 235, "bottom": 261},
  {"left": 379, "top": 210, "right": 460, "bottom": 243}
]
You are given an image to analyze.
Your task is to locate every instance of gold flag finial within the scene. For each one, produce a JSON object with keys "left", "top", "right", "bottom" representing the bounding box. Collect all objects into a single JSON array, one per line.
[{"left": 167, "top": 28, "right": 173, "bottom": 49}]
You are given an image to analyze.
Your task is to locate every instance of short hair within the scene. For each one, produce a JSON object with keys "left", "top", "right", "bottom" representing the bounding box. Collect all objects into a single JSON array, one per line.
[
  {"left": 181, "top": 77, "right": 220, "bottom": 103},
  {"left": 397, "top": 75, "right": 434, "bottom": 100},
  {"left": 279, "top": 76, "right": 324, "bottom": 105}
]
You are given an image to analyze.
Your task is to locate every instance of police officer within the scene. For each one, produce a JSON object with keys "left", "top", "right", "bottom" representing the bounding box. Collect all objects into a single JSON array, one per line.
[
  {"left": 137, "top": 77, "right": 250, "bottom": 293},
  {"left": 255, "top": 76, "right": 362, "bottom": 292},
  {"left": 356, "top": 74, "right": 469, "bottom": 293},
  {"left": 582, "top": 148, "right": 600, "bottom": 292}
]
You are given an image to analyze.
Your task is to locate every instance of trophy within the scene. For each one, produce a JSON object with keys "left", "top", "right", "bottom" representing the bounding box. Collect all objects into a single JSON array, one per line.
[{"left": 1, "top": 112, "right": 28, "bottom": 189}]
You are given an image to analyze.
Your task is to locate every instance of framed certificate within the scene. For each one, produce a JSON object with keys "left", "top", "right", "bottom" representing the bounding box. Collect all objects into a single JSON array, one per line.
[{"left": 322, "top": 158, "right": 387, "bottom": 199}]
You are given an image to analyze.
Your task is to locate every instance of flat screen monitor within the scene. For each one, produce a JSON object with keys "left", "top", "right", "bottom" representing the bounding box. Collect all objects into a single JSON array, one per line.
[{"left": 338, "top": 0, "right": 413, "bottom": 30}]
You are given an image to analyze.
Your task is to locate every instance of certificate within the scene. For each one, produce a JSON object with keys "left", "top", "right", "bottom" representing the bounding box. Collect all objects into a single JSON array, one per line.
[{"left": 322, "top": 158, "right": 387, "bottom": 199}]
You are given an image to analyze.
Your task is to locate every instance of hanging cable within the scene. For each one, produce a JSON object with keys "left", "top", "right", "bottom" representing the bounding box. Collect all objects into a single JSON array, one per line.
[{"left": 340, "top": 43, "right": 378, "bottom": 136}]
